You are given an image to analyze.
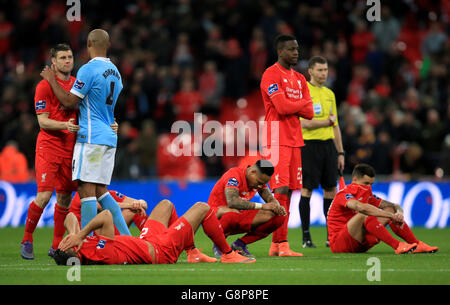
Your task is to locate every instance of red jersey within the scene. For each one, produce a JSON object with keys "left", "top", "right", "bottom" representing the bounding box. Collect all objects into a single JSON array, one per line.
[
  {"left": 34, "top": 77, "right": 77, "bottom": 158},
  {"left": 70, "top": 190, "right": 126, "bottom": 222},
  {"left": 260, "top": 62, "right": 314, "bottom": 147},
  {"left": 327, "top": 183, "right": 382, "bottom": 242},
  {"left": 77, "top": 235, "right": 152, "bottom": 265},
  {"left": 207, "top": 166, "right": 268, "bottom": 211}
]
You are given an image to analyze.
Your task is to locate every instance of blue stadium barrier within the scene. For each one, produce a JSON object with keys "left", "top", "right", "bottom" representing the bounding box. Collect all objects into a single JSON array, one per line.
[{"left": 0, "top": 180, "right": 449, "bottom": 228}]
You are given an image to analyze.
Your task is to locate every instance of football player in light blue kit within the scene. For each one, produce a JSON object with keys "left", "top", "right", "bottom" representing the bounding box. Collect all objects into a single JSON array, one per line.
[{"left": 40, "top": 29, "right": 131, "bottom": 235}]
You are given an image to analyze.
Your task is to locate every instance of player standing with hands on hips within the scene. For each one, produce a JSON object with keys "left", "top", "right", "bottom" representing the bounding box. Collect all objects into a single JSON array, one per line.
[
  {"left": 40, "top": 29, "right": 130, "bottom": 236},
  {"left": 260, "top": 34, "right": 314, "bottom": 257},
  {"left": 299, "top": 56, "right": 345, "bottom": 248}
]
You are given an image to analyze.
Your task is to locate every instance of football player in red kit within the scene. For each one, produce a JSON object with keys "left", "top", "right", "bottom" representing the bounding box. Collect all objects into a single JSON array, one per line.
[
  {"left": 54, "top": 200, "right": 254, "bottom": 265},
  {"left": 327, "top": 164, "right": 438, "bottom": 254},
  {"left": 207, "top": 159, "right": 286, "bottom": 258},
  {"left": 21, "top": 44, "right": 79, "bottom": 259},
  {"left": 260, "top": 34, "right": 314, "bottom": 256}
]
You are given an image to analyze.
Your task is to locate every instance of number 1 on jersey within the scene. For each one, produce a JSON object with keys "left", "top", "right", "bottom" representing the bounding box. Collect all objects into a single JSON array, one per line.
[{"left": 106, "top": 81, "right": 116, "bottom": 105}]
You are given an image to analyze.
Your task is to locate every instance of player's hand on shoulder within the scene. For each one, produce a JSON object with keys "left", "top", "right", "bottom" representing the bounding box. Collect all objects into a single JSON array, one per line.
[{"left": 40, "top": 64, "right": 56, "bottom": 82}]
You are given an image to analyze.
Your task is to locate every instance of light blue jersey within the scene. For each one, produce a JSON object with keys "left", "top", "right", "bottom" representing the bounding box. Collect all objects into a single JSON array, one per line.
[{"left": 70, "top": 57, "right": 123, "bottom": 147}]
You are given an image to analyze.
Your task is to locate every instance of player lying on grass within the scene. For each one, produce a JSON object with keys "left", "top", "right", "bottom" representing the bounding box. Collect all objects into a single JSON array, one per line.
[
  {"left": 208, "top": 159, "right": 289, "bottom": 258},
  {"left": 53, "top": 200, "right": 254, "bottom": 265},
  {"left": 327, "top": 163, "right": 439, "bottom": 254},
  {"left": 70, "top": 192, "right": 217, "bottom": 263}
]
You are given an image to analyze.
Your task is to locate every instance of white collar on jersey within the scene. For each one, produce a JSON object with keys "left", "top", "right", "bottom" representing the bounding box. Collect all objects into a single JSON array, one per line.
[{"left": 89, "top": 57, "right": 111, "bottom": 63}]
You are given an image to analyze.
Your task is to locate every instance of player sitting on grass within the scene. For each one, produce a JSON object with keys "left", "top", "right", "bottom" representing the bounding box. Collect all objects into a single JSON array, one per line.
[
  {"left": 53, "top": 200, "right": 254, "bottom": 265},
  {"left": 327, "top": 163, "right": 439, "bottom": 254},
  {"left": 207, "top": 159, "right": 287, "bottom": 258}
]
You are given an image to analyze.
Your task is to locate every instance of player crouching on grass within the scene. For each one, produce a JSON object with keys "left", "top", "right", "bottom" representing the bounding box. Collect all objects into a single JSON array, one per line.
[
  {"left": 327, "top": 164, "right": 438, "bottom": 254},
  {"left": 53, "top": 200, "right": 254, "bottom": 265}
]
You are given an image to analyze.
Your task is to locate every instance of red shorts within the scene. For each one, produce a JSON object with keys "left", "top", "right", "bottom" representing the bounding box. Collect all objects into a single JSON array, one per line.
[
  {"left": 219, "top": 210, "right": 259, "bottom": 235},
  {"left": 35, "top": 149, "right": 77, "bottom": 193},
  {"left": 263, "top": 145, "right": 302, "bottom": 190},
  {"left": 330, "top": 226, "right": 380, "bottom": 253},
  {"left": 139, "top": 217, "right": 194, "bottom": 264}
]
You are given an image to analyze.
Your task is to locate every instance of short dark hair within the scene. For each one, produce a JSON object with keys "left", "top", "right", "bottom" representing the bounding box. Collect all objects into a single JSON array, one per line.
[
  {"left": 352, "top": 164, "right": 376, "bottom": 179},
  {"left": 274, "top": 34, "right": 296, "bottom": 51},
  {"left": 50, "top": 43, "right": 72, "bottom": 58},
  {"left": 255, "top": 159, "right": 274, "bottom": 176},
  {"left": 308, "top": 56, "right": 328, "bottom": 68},
  {"left": 53, "top": 249, "right": 73, "bottom": 265}
]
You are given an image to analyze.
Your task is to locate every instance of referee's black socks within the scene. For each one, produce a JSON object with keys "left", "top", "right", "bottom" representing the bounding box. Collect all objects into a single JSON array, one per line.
[{"left": 299, "top": 196, "right": 311, "bottom": 241}]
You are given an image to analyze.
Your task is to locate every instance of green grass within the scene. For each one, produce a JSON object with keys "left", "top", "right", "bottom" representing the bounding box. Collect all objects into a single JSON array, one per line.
[{"left": 1, "top": 227, "right": 449, "bottom": 285}]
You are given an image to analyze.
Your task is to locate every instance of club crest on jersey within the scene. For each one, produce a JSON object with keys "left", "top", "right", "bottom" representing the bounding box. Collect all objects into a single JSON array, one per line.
[
  {"left": 96, "top": 239, "right": 107, "bottom": 249},
  {"left": 74, "top": 79, "right": 85, "bottom": 90},
  {"left": 268, "top": 83, "right": 279, "bottom": 95},
  {"left": 35, "top": 100, "right": 47, "bottom": 111},
  {"left": 227, "top": 178, "right": 239, "bottom": 187},
  {"left": 345, "top": 194, "right": 354, "bottom": 200}
]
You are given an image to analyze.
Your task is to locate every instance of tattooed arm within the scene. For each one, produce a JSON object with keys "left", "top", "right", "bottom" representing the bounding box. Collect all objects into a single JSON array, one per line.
[{"left": 224, "top": 187, "right": 258, "bottom": 210}]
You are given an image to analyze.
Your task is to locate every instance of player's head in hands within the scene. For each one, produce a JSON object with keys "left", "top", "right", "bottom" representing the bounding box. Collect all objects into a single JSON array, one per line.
[
  {"left": 274, "top": 34, "right": 299, "bottom": 69},
  {"left": 246, "top": 159, "right": 274, "bottom": 189},
  {"left": 50, "top": 43, "right": 73, "bottom": 77},
  {"left": 87, "top": 29, "right": 111, "bottom": 58}
]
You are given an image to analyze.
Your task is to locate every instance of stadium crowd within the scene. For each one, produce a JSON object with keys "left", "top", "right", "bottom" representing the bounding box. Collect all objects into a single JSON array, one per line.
[{"left": 0, "top": 0, "right": 449, "bottom": 182}]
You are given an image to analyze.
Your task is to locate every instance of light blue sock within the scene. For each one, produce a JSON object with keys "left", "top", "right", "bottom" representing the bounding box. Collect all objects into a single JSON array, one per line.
[
  {"left": 98, "top": 192, "right": 131, "bottom": 236},
  {"left": 80, "top": 197, "right": 98, "bottom": 236}
]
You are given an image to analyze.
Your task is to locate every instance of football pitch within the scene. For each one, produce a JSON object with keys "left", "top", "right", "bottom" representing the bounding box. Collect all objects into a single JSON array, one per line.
[{"left": 1, "top": 226, "right": 449, "bottom": 285}]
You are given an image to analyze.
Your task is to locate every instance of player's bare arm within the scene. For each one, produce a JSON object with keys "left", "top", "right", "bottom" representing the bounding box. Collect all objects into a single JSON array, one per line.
[
  {"left": 37, "top": 113, "right": 79, "bottom": 133},
  {"left": 224, "top": 187, "right": 260, "bottom": 210},
  {"left": 258, "top": 188, "right": 287, "bottom": 215},
  {"left": 40, "top": 65, "right": 81, "bottom": 108},
  {"left": 59, "top": 210, "right": 115, "bottom": 252},
  {"left": 346, "top": 199, "right": 402, "bottom": 222}
]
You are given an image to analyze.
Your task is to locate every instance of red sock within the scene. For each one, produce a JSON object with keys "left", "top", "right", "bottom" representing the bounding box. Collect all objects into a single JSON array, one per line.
[
  {"left": 22, "top": 201, "right": 44, "bottom": 244},
  {"left": 133, "top": 213, "right": 148, "bottom": 231},
  {"left": 272, "top": 193, "right": 289, "bottom": 243},
  {"left": 168, "top": 207, "right": 179, "bottom": 227},
  {"left": 240, "top": 214, "right": 285, "bottom": 245},
  {"left": 202, "top": 208, "right": 232, "bottom": 254},
  {"left": 364, "top": 216, "right": 400, "bottom": 249},
  {"left": 389, "top": 221, "right": 419, "bottom": 244},
  {"left": 52, "top": 204, "right": 69, "bottom": 249}
]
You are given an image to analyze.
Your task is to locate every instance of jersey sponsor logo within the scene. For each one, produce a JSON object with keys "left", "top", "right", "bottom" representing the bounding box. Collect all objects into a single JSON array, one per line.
[
  {"left": 227, "top": 178, "right": 239, "bottom": 187},
  {"left": 268, "top": 83, "right": 279, "bottom": 95},
  {"left": 35, "top": 100, "right": 47, "bottom": 111},
  {"left": 74, "top": 79, "right": 85, "bottom": 90},
  {"left": 114, "top": 191, "right": 124, "bottom": 199},
  {"left": 96, "top": 239, "right": 107, "bottom": 249}
]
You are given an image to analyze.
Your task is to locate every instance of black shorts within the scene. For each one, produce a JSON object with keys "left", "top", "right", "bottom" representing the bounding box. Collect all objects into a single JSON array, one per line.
[{"left": 301, "top": 139, "right": 337, "bottom": 190}]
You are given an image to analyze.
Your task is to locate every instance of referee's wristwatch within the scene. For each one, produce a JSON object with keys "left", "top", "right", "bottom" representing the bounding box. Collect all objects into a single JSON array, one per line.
[{"left": 337, "top": 151, "right": 345, "bottom": 157}]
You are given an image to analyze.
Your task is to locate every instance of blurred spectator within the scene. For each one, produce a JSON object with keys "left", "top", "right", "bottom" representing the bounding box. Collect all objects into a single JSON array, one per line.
[
  {"left": 399, "top": 142, "right": 429, "bottom": 179},
  {"left": 421, "top": 108, "right": 445, "bottom": 170},
  {"left": 350, "top": 20, "right": 375, "bottom": 63},
  {"left": 136, "top": 120, "right": 157, "bottom": 179},
  {"left": 0, "top": 12, "right": 13, "bottom": 57},
  {"left": 421, "top": 21, "right": 447, "bottom": 57},
  {"left": 198, "top": 60, "right": 224, "bottom": 110},
  {"left": 371, "top": 6, "right": 400, "bottom": 52},
  {"left": 0, "top": 141, "right": 29, "bottom": 182},
  {"left": 172, "top": 78, "right": 204, "bottom": 123},
  {"left": 114, "top": 121, "right": 139, "bottom": 180}
]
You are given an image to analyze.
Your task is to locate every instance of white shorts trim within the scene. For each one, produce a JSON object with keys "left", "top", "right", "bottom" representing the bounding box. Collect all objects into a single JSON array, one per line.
[{"left": 72, "top": 142, "right": 116, "bottom": 185}]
